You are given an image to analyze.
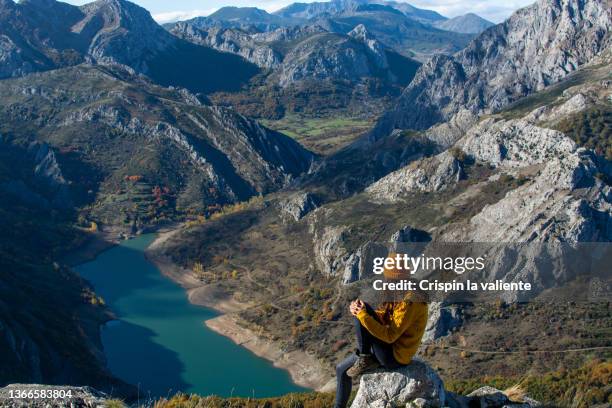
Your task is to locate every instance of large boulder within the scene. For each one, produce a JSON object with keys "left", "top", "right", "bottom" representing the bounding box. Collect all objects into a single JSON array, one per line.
[{"left": 350, "top": 359, "right": 445, "bottom": 408}]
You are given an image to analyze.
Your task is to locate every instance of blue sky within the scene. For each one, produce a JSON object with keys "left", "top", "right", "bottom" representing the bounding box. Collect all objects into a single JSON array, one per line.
[{"left": 61, "top": 0, "right": 536, "bottom": 24}]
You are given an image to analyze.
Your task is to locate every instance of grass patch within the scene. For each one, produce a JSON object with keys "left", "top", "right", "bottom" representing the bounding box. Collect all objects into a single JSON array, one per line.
[
  {"left": 447, "top": 359, "right": 612, "bottom": 407},
  {"left": 553, "top": 105, "right": 612, "bottom": 161},
  {"left": 153, "top": 392, "right": 336, "bottom": 408},
  {"left": 261, "top": 115, "right": 373, "bottom": 155}
]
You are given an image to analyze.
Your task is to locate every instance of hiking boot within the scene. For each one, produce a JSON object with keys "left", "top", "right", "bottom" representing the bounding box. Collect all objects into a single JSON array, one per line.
[{"left": 347, "top": 354, "right": 380, "bottom": 378}]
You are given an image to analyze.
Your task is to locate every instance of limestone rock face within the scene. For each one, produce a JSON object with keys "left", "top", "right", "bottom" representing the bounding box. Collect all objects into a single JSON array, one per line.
[
  {"left": 350, "top": 359, "right": 445, "bottom": 408},
  {"left": 389, "top": 226, "right": 431, "bottom": 245},
  {"left": 348, "top": 24, "right": 389, "bottom": 70},
  {"left": 422, "top": 302, "right": 463, "bottom": 343},
  {"left": 169, "top": 23, "right": 285, "bottom": 69},
  {"left": 366, "top": 151, "right": 464, "bottom": 202},
  {"left": 446, "top": 119, "right": 611, "bottom": 243},
  {"left": 313, "top": 226, "right": 351, "bottom": 277},
  {"left": 374, "top": 0, "right": 611, "bottom": 133},
  {"left": 341, "top": 242, "right": 388, "bottom": 284},
  {"left": 279, "top": 192, "right": 320, "bottom": 221},
  {"left": 277, "top": 32, "right": 389, "bottom": 88}
]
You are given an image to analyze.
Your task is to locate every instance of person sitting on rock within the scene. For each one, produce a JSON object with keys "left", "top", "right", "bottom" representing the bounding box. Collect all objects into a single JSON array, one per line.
[{"left": 334, "top": 255, "right": 428, "bottom": 408}]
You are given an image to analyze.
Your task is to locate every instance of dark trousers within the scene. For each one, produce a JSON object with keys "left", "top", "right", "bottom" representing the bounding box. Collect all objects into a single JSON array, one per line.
[{"left": 334, "top": 303, "right": 402, "bottom": 408}]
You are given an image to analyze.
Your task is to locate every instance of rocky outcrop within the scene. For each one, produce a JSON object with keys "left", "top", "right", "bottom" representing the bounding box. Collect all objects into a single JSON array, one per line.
[
  {"left": 375, "top": 0, "right": 612, "bottom": 133},
  {"left": 341, "top": 242, "right": 388, "bottom": 284},
  {"left": 169, "top": 24, "right": 283, "bottom": 69},
  {"left": 277, "top": 32, "right": 393, "bottom": 87},
  {"left": 366, "top": 151, "right": 464, "bottom": 202},
  {"left": 351, "top": 359, "right": 445, "bottom": 408},
  {"left": 446, "top": 118, "right": 611, "bottom": 242},
  {"left": 76, "top": 0, "right": 174, "bottom": 72},
  {"left": 313, "top": 226, "right": 351, "bottom": 277},
  {"left": 0, "top": 384, "right": 110, "bottom": 408},
  {"left": 351, "top": 361, "right": 541, "bottom": 408},
  {"left": 389, "top": 226, "right": 431, "bottom": 245},
  {"left": 348, "top": 24, "right": 389, "bottom": 70},
  {"left": 423, "top": 302, "right": 463, "bottom": 343},
  {"left": 279, "top": 192, "right": 320, "bottom": 221}
]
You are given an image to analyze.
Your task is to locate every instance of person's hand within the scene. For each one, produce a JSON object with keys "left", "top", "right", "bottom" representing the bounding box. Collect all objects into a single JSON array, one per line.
[{"left": 350, "top": 299, "right": 365, "bottom": 316}]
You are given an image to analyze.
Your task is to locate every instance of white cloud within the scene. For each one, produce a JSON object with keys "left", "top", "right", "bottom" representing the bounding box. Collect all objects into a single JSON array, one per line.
[{"left": 152, "top": 8, "right": 218, "bottom": 24}]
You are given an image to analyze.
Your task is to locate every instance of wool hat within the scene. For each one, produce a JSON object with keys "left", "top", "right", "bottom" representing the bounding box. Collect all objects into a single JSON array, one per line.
[{"left": 383, "top": 252, "right": 412, "bottom": 280}]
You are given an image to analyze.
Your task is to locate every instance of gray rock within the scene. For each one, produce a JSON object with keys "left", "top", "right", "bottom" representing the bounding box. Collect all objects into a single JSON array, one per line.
[
  {"left": 467, "top": 386, "right": 510, "bottom": 407},
  {"left": 366, "top": 151, "right": 464, "bottom": 202},
  {"left": 277, "top": 32, "right": 391, "bottom": 88},
  {"left": 389, "top": 226, "right": 431, "bottom": 245},
  {"left": 170, "top": 24, "right": 284, "bottom": 69},
  {"left": 423, "top": 302, "right": 463, "bottom": 343},
  {"left": 342, "top": 241, "right": 388, "bottom": 284},
  {"left": 313, "top": 226, "right": 351, "bottom": 277},
  {"left": 279, "top": 192, "right": 320, "bottom": 221},
  {"left": 350, "top": 359, "right": 445, "bottom": 408},
  {"left": 348, "top": 24, "right": 389, "bottom": 70}
]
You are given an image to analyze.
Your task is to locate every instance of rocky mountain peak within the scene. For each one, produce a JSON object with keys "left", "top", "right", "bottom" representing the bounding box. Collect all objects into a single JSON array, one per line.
[
  {"left": 347, "top": 23, "right": 371, "bottom": 41},
  {"left": 373, "top": 0, "right": 611, "bottom": 135},
  {"left": 78, "top": 0, "right": 161, "bottom": 32},
  {"left": 433, "top": 12, "right": 494, "bottom": 34}
]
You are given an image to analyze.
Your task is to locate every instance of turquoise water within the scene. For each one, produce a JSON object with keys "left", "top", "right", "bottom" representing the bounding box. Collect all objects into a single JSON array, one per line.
[{"left": 76, "top": 234, "right": 306, "bottom": 398}]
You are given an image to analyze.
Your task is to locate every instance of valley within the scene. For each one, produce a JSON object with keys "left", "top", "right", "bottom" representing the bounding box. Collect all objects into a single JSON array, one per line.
[{"left": 0, "top": 0, "right": 610, "bottom": 407}]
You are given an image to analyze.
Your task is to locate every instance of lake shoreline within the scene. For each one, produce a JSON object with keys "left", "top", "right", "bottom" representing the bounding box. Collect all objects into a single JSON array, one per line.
[{"left": 146, "top": 228, "right": 335, "bottom": 393}]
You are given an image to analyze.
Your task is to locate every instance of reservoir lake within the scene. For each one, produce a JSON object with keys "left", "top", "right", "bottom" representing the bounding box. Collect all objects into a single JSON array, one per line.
[{"left": 76, "top": 234, "right": 305, "bottom": 398}]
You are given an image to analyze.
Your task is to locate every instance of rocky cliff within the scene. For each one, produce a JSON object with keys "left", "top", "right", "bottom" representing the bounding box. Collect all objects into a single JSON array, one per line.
[{"left": 374, "top": 0, "right": 612, "bottom": 134}]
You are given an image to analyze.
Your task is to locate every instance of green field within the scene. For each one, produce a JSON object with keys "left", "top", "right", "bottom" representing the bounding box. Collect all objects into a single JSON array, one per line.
[{"left": 261, "top": 115, "right": 373, "bottom": 155}]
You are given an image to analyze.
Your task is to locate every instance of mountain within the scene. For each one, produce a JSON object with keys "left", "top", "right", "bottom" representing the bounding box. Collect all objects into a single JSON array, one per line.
[
  {"left": 311, "top": 4, "right": 474, "bottom": 59},
  {"left": 0, "top": 0, "right": 258, "bottom": 93},
  {"left": 172, "top": 22, "right": 420, "bottom": 118},
  {"left": 373, "top": 0, "right": 612, "bottom": 133},
  {"left": 433, "top": 13, "right": 494, "bottom": 34},
  {"left": 273, "top": 0, "right": 363, "bottom": 20},
  {"left": 183, "top": 6, "right": 300, "bottom": 31},
  {"left": 172, "top": 22, "right": 418, "bottom": 84},
  {"left": 167, "top": 0, "right": 471, "bottom": 60},
  {"left": 168, "top": 24, "right": 321, "bottom": 70},
  {"left": 209, "top": 6, "right": 280, "bottom": 23},
  {"left": 0, "top": 65, "right": 314, "bottom": 230},
  {"left": 371, "top": 0, "right": 446, "bottom": 24},
  {"left": 274, "top": 0, "right": 446, "bottom": 24}
]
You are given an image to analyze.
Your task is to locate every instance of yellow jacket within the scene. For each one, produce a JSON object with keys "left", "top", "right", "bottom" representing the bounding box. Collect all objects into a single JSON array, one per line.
[{"left": 356, "top": 298, "right": 428, "bottom": 364}]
